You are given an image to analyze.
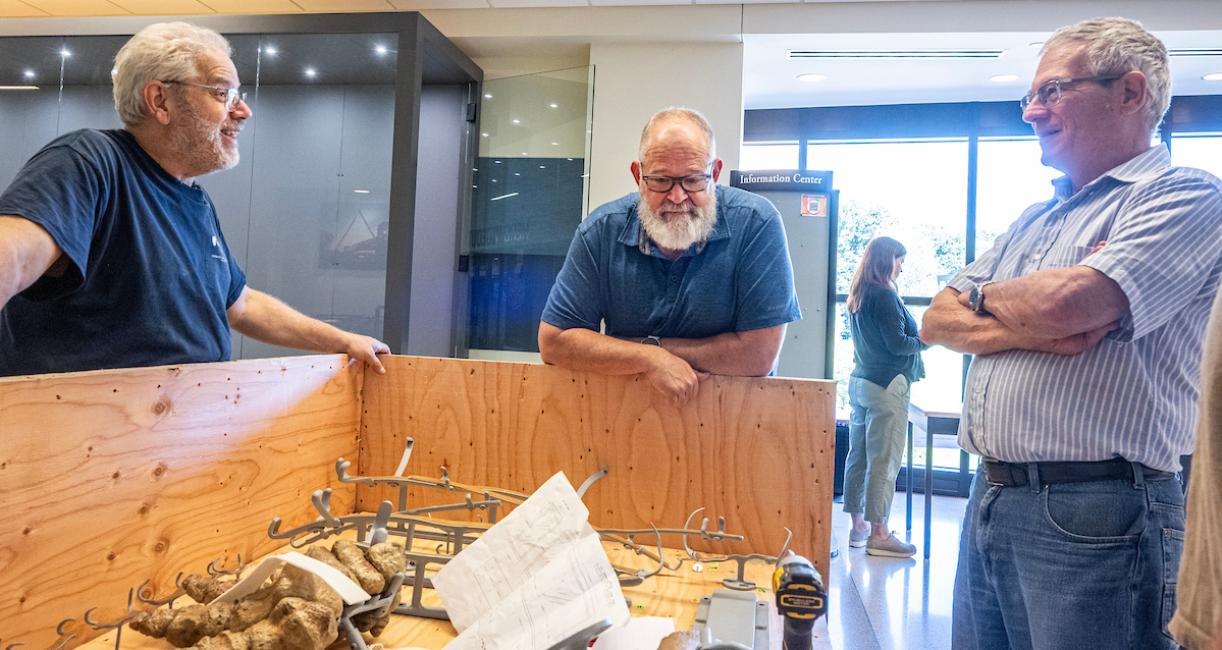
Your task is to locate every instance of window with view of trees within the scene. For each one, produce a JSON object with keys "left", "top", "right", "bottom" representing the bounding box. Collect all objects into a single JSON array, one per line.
[{"left": 741, "top": 94, "right": 1222, "bottom": 486}]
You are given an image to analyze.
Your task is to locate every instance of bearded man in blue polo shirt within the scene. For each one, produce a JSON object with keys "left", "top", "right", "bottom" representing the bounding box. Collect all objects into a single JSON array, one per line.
[
  {"left": 0, "top": 22, "right": 388, "bottom": 377},
  {"left": 922, "top": 17, "right": 1222, "bottom": 649},
  {"left": 538, "top": 107, "right": 802, "bottom": 406}
]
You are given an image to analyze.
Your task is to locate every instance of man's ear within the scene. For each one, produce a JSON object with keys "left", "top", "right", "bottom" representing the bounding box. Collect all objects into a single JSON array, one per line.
[
  {"left": 1118, "top": 70, "right": 1149, "bottom": 117},
  {"left": 630, "top": 160, "right": 642, "bottom": 185},
  {"left": 711, "top": 158, "right": 724, "bottom": 183},
  {"left": 143, "top": 81, "right": 173, "bottom": 126}
]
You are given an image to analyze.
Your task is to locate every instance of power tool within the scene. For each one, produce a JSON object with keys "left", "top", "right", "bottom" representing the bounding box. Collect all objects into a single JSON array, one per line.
[{"left": 772, "top": 553, "right": 827, "bottom": 650}]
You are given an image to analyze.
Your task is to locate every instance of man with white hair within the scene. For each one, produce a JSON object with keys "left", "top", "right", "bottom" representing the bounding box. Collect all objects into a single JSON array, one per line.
[
  {"left": 538, "top": 108, "right": 801, "bottom": 406},
  {"left": 920, "top": 17, "right": 1222, "bottom": 648},
  {"left": 0, "top": 22, "right": 389, "bottom": 376}
]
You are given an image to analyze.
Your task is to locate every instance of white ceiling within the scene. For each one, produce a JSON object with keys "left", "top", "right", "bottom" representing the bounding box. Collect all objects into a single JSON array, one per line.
[
  {"left": 744, "top": 29, "right": 1222, "bottom": 109},
  {"left": 3, "top": 0, "right": 1221, "bottom": 110},
  {"left": 0, "top": 0, "right": 949, "bottom": 14}
]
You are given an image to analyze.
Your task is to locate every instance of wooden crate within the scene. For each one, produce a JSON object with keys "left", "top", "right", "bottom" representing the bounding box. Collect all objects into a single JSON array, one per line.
[{"left": 0, "top": 354, "right": 834, "bottom": 647}]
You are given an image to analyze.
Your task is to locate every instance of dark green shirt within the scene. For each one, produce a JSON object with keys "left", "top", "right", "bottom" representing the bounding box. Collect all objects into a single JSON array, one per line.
[{"left": 849, "top": 282, "right": 925, "bottom": 388}]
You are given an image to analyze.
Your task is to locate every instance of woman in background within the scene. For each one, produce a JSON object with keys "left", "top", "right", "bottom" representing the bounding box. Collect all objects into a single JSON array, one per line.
[{"left": 843, "top": 236, "right": 924, "bottom": 557}]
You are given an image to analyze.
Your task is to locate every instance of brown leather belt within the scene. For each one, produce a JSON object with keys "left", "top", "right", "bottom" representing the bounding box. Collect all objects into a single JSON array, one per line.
[{"left": 983, "top": 458, "right": 1174, "bottom": 487}]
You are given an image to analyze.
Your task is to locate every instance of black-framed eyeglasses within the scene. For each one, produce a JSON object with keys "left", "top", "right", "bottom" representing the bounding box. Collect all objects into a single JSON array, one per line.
[
  {"left": 161, "top": 80, "right": 247, "bottom": 111},
  {"left": 640, "top": 166, "right": 714, "bottom": 194},
  {"left": 1019, "top": 74, "right": 1124, "bottom": 111}
]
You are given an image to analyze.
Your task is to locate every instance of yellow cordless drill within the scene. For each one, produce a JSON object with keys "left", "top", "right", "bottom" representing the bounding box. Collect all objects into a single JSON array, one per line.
[{"left": 772, "top": 553, "right": 827, "bottom": 650}]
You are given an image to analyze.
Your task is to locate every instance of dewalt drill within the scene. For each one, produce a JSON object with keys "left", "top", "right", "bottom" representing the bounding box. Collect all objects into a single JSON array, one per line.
[{"left": 772, "top": 553, "right": 827, "bottom": 650}]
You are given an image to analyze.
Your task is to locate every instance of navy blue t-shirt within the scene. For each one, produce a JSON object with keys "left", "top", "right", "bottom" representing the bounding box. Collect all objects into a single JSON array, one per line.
[{"left": 0, "top": 129, "right": 246, "bottom": 376}]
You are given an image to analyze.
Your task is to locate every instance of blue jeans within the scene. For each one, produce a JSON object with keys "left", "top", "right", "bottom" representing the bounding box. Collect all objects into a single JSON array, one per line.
[{"left": 952, "top": 467, "right": 1185, "bottom": 650}]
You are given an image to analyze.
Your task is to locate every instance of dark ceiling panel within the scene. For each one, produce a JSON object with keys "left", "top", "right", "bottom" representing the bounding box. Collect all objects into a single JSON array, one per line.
[{"left": 0, "top": 32, "right": 399, "bottom": 87}]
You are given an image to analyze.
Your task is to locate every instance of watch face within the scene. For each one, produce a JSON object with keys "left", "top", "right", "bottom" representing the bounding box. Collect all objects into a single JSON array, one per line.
[{"left": 970, "top": 287, "right": 982, "bottom": 312}]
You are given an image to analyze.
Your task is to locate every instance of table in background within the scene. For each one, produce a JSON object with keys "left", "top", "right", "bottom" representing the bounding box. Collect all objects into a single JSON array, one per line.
[{"left": 905, "top": 399, "right": 961, "bottom": 560}]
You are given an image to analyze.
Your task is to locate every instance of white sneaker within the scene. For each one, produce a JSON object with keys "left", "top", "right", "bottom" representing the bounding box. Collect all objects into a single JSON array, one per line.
[
  {"left": 866, "top": 532, "right": 917, "bottom": 557},
  {"left": 848, "top": 528, "right": 869, "bottom": 548}
]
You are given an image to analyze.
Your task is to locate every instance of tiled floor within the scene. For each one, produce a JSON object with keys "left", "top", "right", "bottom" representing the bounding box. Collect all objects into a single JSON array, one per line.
[{"left": 807, "top": 492, "right": 970, "bottom": 649}]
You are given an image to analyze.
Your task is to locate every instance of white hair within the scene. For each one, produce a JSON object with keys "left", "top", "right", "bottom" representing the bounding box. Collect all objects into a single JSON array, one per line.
[
  {"left": 638, "top": 107, "right": 717, "bottom": 161},
  {"left": 1043, "top": 17, "right": 1170, "bottom": 133},
  {"left": 112, "top": 22, "right": 232, "bottom": 127}
]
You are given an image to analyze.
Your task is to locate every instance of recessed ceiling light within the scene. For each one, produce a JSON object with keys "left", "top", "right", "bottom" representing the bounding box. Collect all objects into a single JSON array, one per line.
[
  {"left": 566, "top": 158, "right": 574, "bottom": 161},
  {"left": 551, "top": 142, "right": 559, "bottom": 146},
  {"left": 264, "top": 45, "right": 278, "bottom": 56},
  {"left": 374, "top": 44, "right": 389, "bottom": 56},
  {"left": 304, "top": 67, "right": 317, "bottom": 79},
  {"left": 520, "top": 151, "right": 528, "bottom": 156},
  {"left": 60, "top": 48, "right": 71, "bottom": 58},
  {"left": 24, "top": 70, "right": 36, "bottom": 80},
  {"left": 514, "top": 172, "right": 521, "bottom": 176},
  {"left": 990, "top": 74, "right": 1021, "bottom": 83},
  {"left": 797, "top": 73, "right": 827, "bottom": 83},
  {"left": 484, "top": 93, "right": 493, "bottom": 99},
  {"left": 1203, "top": 72, "right": 1222, "bottom": 82},
  {"left": 494, "top": 160, "right": 502, "bottom": 164},
  {"left": 548, "top": 102, "right": 558, "bottom": 108},
  {"left": 539, "top": 165, "right": 546, "bottom": 169},
  {"left": 511, "top": 118, "right": 521, "bottom": 124},
  {"left": 481, "top": 132, "right": 489, "bottom": 137},
  {"left": 353, "top": 189, "right": 371, "bottom": 194}
]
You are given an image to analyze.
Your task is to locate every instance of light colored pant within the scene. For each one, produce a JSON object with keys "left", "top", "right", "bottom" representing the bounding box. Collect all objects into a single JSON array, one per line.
[{"left": 843, "top": 374, "right": 910, "bottom": 523}]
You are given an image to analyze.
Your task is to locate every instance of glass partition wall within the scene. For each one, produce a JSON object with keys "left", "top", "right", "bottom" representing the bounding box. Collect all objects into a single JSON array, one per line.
[
  {"left": 0, "top": 14, "right": 480, "bottom": 361},
  {"left": 465, "top": 66, "right": 594, "bottom": 359},
  {"left": 0, "top": 32, "right": 395, "bottom": 359}
]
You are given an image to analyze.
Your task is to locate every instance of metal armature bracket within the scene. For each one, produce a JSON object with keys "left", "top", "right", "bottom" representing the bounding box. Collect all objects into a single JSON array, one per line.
[
  {"left": 717, "top": 526, "right": 793, "bottom": 591},
  {"left": 83, "top": 587, "right": 137, "bottom": 650},
  {"left": 335, "top": 440, "right": 525, "bottom": 517},
  {"left": 395, "top": 551, "right": 452, "bottom": 620},
  {"left": 634, "top": 525, "right": 669, "bottom": 580},
  {"left": 207, "top": 553, "right": 246, "bottom": 578},
  {"left": 576, "top": 466, "right": 609, "bottom": 498},
  {"left": 338, "top": 572, "right": 408, "bottom": 650},
  {"left": 394, "top": 437, "right": 415, "bottom": 476},
  {"left": 48, "top": 617, "right": 76, "bottom": 650},
  {"left": 719, "top": 554, "right": 778, "bottom": 591},
  {"left": 369, "top": 501, "right": 393, "bottom": 546},
  {"left": 136, "top": 571, "right": 185, "bottom": 608},
  {"left": 313, "top": 489, "right": 341, "bottom": 526},
  {"left": 600, "top": 508, "right": 745, "bottom": 573}
]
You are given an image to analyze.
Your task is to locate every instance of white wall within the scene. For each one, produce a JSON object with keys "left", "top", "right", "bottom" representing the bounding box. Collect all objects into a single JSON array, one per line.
[{"left": 587, "top": 42, "right": 744, "bottom": 209}]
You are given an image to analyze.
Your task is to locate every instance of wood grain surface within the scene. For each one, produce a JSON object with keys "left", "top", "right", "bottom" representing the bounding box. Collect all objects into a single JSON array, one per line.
[
  {"left": 357, "top": 356, "right": 835, "bottom": 577},
  {"left": 0, "top": 356, "right": 362, "bottom": 647}
]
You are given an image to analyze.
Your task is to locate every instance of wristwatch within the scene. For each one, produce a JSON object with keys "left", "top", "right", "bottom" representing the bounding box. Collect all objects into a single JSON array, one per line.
[
  {"left": 641, "top": 335, "right": 662, "bottom": 347},
  {"left": 968, "top": 282, "right": 994, "bottom": 314}
]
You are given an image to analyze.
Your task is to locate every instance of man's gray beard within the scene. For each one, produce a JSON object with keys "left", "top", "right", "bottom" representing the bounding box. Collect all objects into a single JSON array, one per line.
[
  {"left": 637, "top": 190, "right": 717, "bottom": 252},
  {"left": 170, "top": 97, "right": 240, "bottom": 178}
]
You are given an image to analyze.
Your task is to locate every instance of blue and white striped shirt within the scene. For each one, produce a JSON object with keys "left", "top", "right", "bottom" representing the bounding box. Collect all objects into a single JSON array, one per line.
[{"left": 949, "top": 146, "right": 1222, "bottom": 472}]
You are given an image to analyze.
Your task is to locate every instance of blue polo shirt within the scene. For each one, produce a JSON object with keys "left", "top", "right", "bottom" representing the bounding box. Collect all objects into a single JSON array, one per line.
[
  {"left": 0, "top": 129, "right": 246, "bottom": 376},
  {"left": 541, "top": 185, "right": 801, "bottom": 339}
]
